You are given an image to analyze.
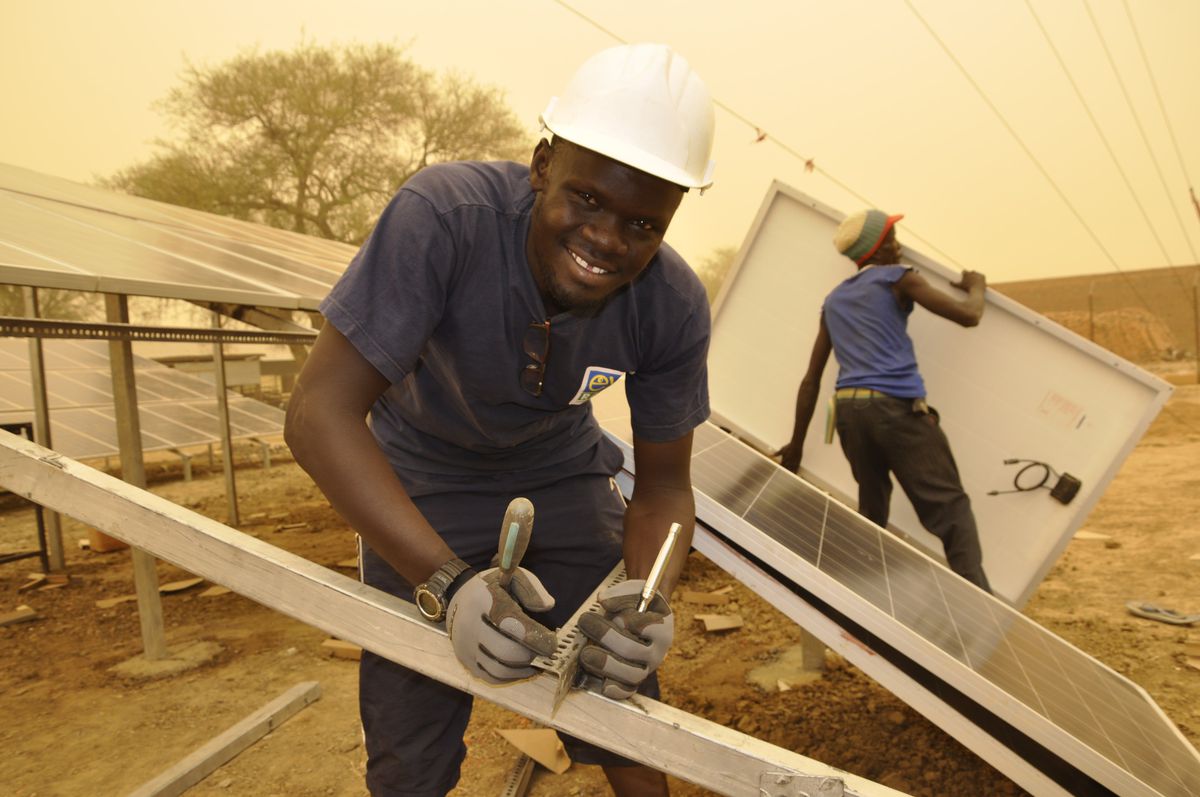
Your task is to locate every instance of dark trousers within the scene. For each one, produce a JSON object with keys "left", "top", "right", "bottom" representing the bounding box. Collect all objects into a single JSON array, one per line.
[
  {"left": 835, "top": 395, "right": 991, "bottom": 592},
  {"left": 358, "top": 475, "right": 655, "bottom": 797}
]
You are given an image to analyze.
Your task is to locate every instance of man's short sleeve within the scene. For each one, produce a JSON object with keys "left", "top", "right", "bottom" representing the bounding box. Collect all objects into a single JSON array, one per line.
[
  {"left": 626, "top": 293, "right": 711, "bottom": 443},
  {"left": 319, "top": 188, "right": 457, "bottom": 386}
]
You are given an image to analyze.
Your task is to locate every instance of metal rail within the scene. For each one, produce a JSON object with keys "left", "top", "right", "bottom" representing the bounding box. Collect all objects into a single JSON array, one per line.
[{"left": 0, "top": 316, "right": 317, "bottom": 346}]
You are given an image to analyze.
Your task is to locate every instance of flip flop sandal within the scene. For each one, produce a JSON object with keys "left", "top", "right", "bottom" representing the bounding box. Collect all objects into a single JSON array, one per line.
[{"left": 1125, "top": 601, "right": 1200, "bottom": 626}]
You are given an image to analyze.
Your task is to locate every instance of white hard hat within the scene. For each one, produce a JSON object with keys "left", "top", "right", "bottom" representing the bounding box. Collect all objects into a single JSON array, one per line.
[{"left": 540, "top": 43, "right": 716, "bottom": 191}]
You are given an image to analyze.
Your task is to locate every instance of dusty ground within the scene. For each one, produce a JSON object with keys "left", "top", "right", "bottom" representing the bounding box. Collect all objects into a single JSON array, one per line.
[{"left": 1, "top": 375, "right": 1197, "bottom": 797}]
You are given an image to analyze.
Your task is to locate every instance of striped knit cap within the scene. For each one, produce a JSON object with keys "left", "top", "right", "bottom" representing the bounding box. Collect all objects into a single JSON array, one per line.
[{"left": 833, "top": 209, "right": 904, "bottom": 264}]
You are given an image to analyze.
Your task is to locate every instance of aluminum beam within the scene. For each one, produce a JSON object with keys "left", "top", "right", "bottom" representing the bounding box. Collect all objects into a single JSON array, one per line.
[{"left": 0, "top": 429, "right": 903, "bottom": 797}]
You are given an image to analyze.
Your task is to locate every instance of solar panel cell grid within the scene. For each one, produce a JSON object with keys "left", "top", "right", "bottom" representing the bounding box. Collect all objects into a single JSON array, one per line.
[
  {"left": 7, "top": 194, "right": 295, "bottom": 297},
  {"left": 48, "top": 371, "right": 113, "bottom": 406},
  {"left": 0, "top": 240, "right": 75, "bottom": 274},
  {"left": 0, "top": 340, "right": 284, "bottom": 461},
  {"left": 600, "top": 412, "right": 1200, "bottom": 796},
  {"left": 226, "top": 401, "right": 282, "bottom": 434},
  {"left": 167, "top": 226, "right": 342, "bottom": 293},
  {"left": 0, "top": 163, "right": 358, "bottom": 309},
  {"left": 135, "top": 406, "right": 217, "bottom": 449}
]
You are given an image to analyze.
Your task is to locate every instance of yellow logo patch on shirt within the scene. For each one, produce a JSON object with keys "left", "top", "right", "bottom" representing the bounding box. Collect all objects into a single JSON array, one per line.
[{"left": 569, "top": 367, "right": 625, "bottom": 405}]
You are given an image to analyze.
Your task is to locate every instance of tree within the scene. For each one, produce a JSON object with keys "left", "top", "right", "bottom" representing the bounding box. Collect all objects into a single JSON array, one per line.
[
  {"left": 0, "top": 287, "right": 100, "bottom": 321},
  {"left": 106, "top": 41, "right": 532, "bottom": 244},
  {"left": 693, "top": 245, "right": 739, "bottom": 303}
]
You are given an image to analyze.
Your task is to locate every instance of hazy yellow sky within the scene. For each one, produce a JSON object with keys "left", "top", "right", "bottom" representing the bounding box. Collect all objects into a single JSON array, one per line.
[{"left": 3, "top": 0, "right": 1198, "bottom": 282}]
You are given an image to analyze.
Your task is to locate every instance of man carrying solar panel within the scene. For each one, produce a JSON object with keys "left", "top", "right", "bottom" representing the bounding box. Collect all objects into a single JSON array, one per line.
[
  {"left": 776, "top": 210, "right": 992, "bottom": 593},
  {"left": 284, "top": 43, "right": 716, "bottom": 797}
]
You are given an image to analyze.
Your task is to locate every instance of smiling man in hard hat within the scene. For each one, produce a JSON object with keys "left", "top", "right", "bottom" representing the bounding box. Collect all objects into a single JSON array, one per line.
[
  {"left": 285, "top": 43, "right": 715, "bottom": 797},
  {"left": 776, "top": 210, "right": 992, "bottom": 593}
]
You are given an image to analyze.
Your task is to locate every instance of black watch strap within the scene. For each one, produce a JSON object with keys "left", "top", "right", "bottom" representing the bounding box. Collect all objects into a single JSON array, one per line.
[{"left": 444, "top": 565, "right": 476, "bottom": 605}]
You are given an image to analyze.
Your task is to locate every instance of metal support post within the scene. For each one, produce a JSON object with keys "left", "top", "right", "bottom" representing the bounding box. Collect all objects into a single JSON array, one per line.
[
  {"left": 169, "top": 448, "right": 193, "bottom": 482},
  {"left": 22, "top": 287, "right": 65, "bottom": 570},
  {"left": 212, "top": 311, "right": 239, "bottom": 526},
  {"left": 105, "top": 293, "right": 167, "bottom": 660},
  {"left": 1193, "top": 275, "right": 1198, "bottom": 385},
  {"left": 1087, "top": 281, "right": 1095, "bottom": 342}
]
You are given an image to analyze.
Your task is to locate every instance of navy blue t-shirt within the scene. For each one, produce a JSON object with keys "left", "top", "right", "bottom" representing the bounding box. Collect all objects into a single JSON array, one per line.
[
  {"left": 320, "top": 160, "right": 711, "bottom": 497},
  {"left": 823, "top": 264, "right": 926, "bottom": 399}
]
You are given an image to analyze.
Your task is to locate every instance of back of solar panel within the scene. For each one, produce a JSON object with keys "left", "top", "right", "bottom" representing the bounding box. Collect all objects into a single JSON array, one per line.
[{"left": 705, "top": 182, "right": 1172, "bottom": 607}]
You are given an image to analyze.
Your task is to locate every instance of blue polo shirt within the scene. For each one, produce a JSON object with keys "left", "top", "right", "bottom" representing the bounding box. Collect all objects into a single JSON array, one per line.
[
  {"left": 320, "top": 160, "right": 711, "bottom": 497},
  {"left": 823, "top": 264, "right": 926, "bottom": 399}
]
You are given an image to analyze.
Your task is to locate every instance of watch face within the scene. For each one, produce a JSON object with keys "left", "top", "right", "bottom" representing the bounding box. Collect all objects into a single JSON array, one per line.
[{"left": 414, "top": 585, "right": 444, "bottom": 622}]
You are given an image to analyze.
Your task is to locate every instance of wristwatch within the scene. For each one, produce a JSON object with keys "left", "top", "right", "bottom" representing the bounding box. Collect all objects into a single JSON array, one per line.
[{"left": 413, "top": 557, "right": 472, "bottom": 623}]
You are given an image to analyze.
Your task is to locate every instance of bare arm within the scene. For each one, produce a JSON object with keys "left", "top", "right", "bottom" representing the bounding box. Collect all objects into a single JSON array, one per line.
[
  {"left": 776, "top": 317, "right": 833, "bottom": 473},
  {"left": 284, "top": 324, "right": 455, "bottom": 585},
  {"left": 898, "top": 269, "right": 986, "bottom": 327},
  {"left": 623, "top": 431, "right": 696, "bottom": 596}
]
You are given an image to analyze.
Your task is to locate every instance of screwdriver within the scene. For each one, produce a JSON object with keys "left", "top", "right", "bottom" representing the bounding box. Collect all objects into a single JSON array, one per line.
[
  {"left": 497, "top": 497, "right": 535, "bottom": 590},
  {"left": 638, "top": 522, "right": 681, "bottom": 612}
]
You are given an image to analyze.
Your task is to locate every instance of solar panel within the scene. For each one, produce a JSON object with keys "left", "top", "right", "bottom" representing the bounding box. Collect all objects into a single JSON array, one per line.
[
  {"left": 0, "top": 161, "right": 355, "bottom": 310},
  {"left": 593, "top": 398, "right": 1200, "bottom": 797},
  {"left": 0, "top": 339, "right": 284, "bottom": 461},
  {"left": 0, "top": 162, "right": 355, "bottom": 265},
  {"left": 707, "top": 183, "right": 1173, "bottom": 607}
]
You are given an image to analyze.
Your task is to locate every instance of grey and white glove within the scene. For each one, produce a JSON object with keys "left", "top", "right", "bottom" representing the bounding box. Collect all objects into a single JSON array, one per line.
[
  {"left": 577, "top": 579, "right": 674, "bottom": 700},
  {"left": 445, "top": 567, "right": 557, "bottom": 685}
]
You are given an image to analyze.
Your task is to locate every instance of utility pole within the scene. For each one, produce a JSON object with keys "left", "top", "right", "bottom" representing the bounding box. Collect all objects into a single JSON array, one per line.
[{"left": 1088, "top": 282, "right": 1096, "bottom": 342}]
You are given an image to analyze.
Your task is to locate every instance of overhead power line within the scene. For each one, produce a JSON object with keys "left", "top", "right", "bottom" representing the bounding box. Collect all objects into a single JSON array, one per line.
[
  {"left": 550, "top": 0, "right": 1199, "bottom": 435},
  {"left": 1023, "top": 0, "right": 1188, "bottom": 294},
  {"left": 547, "top": 0, "right": 965, "bottom": 268},
  {"left": 901, "top": 0, "right": 1157, "bottom": 313},
  {"left": 1081, "top": 0, "right": 1196, "bottom": 284},
  {"left": 1121, "top": 0, "right": 1200, "bottom": 262},
  {"left": 904, "top": 0, "right": 1198, "bottom": 436}
]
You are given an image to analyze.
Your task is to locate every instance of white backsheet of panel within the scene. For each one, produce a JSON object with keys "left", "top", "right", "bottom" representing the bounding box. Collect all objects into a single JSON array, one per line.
[{"left": 707, "top": 183, "right": 1172, "bottom": 606}]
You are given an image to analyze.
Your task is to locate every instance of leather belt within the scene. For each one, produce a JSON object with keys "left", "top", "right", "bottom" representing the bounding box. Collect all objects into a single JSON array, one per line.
[
  {"left": 834, "top": 387, "right": 890, "bottom": 400},
  {"left": 833, "top": 388, "right": 931, "bottom": 416}
]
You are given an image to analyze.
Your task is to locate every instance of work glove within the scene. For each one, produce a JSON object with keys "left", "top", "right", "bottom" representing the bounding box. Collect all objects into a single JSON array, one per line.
[
  {"left": 577, "top": 579, "right": 674, "bottom": 700},
  {"left": 446, "top": 567, "right": 558, "bottom": 685}
]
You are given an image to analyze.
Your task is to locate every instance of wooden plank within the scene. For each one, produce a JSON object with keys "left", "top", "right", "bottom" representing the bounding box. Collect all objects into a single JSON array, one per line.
[
  {"left": 97, "top": 594, "right": 138, "bottom": 609},
  {"left": 125, "top": 681, "right": 321, "bottom": 797},
  {"left": 680, "top": 589, "right": 731, "bottom": 606},
  {"left": 320, "top": 638, "right": 362, "bottom": 661},
  {"left": 695, "top": 613, "right": 744, "bottom": 632},
  {"left": 0, "top": 604, "right": 38, "bottom": 627},
  {"left": 0, "top": 430, "right": 902, "bottom": 797},
  {"left": 159, "top": 577, "right": 204, "bottom": 593}
]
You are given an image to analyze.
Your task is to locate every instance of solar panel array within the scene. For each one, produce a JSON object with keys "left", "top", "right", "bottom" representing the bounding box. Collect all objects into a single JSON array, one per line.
[
  {"left": 0, "top": 339, "right": 284, "bottom": 461},
  {"left": 0, "top": 161, "right": 354, "bottom": 309},
  {"left": 594, "top": 406, "right": 1200, "bottom": 797}
]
